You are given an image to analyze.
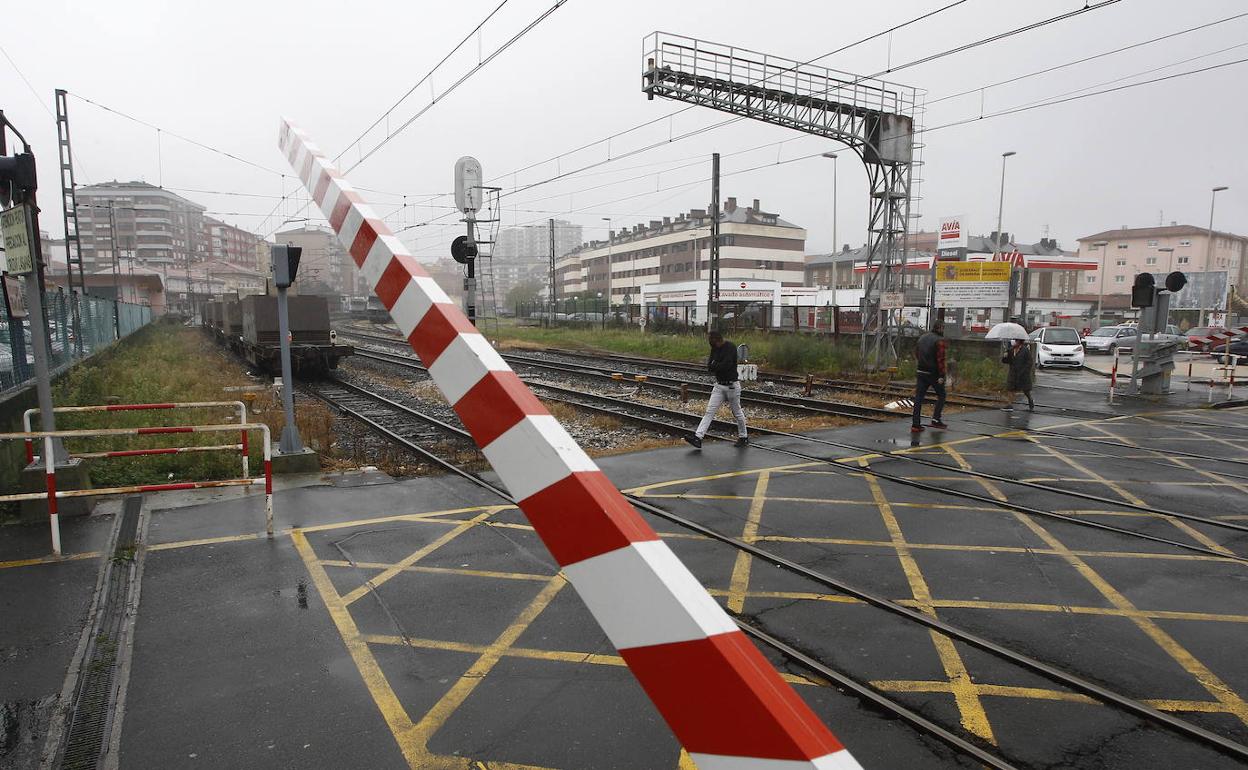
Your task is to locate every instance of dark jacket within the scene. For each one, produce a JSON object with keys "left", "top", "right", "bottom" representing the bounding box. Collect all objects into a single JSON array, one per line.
[
  {"left": 915, "top": 331, "right": 947, "bottom": 377},
  {"left": 1004, "top": 343, "right": 1034, "bottom": 391},
  {"left": 707, "top": 341, "right": 739, "bottom": 385}
]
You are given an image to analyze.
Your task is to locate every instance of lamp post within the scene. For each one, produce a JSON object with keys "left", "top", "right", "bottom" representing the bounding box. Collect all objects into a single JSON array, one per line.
[
  {"left": 1199, "top": 185, "right": 1228, "bottom": 328},
  {"left": 994, "top": 151, "right": 1016, "bottom": 321},
  {"left": 601, "top": 217, "right": 612, "bottom": 313},
  {"left": 1093, "top": 240, "right": 1109, "bottom": 328},
  {"left": 822, "top": 151, "right": 838, "bottom": 254}
]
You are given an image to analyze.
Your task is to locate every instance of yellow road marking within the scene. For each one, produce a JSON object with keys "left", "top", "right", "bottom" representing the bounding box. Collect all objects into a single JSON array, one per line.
[
  {"left": 860, "top": 459, "right": 996, "bottom": 744},
  {"left": 409, "top": 577, "right": 567, "bottom": 750},
  {"left": 1009, "top": 514, "right": 1248, "bottom": 726},
  {"left": 341, "top": 509, "right": 502, "bottom": 606},
  {"left": 292, "top": 529, "right": 426, "bottom": 768},
  {"left": 0, "top": 550, "right": 100, "bottom": 570},
  {"left": 726, "top": 471, "right": 770, "bottom": 613},
  {"left": 319, "top": 560, "right": 553, "bottom": 582}
]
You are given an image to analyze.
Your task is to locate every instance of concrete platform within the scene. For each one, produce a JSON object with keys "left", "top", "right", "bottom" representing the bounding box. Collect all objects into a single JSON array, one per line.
[{"left": 3, "top": 377, "right": 1248, "bottom": 769}]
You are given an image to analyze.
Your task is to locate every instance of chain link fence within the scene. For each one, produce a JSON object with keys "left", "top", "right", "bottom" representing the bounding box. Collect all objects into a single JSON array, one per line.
[{"left": 1, "top": 287, "right": 153, "bottom": 394}]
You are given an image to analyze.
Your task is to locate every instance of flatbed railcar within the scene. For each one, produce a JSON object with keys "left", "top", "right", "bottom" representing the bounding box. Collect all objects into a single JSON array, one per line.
[{"left": 202, "top": 295, "right": 353, "bottom": 377}]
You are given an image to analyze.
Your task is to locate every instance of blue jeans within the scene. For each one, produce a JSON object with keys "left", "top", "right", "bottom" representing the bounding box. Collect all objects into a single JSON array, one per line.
[{"left": 912, "top": 372, "right": 946, "bottom": 427}]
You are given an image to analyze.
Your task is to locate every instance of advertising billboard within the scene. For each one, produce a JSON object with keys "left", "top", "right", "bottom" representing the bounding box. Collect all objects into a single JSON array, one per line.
[
  {"left": 937, "top": 215, "right": 968, "bottom": 252},
  {"left": 934, "top": 261, "right": 1011, "bottom": 308},
  {"left": 1148, "top": 270, "right": 1227, "bottom": 310}
]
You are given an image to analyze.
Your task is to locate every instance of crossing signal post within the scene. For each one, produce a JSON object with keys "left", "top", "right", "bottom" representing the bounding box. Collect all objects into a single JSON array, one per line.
[
  {"left": 1127, "top": 270, "right": 1186, "bottom": 395},
  {"left": 272, "top": 244, "right": 304, "bottom": 453},
  {"left": 1, "top": 110, "right": 66, "bottom": 463}
]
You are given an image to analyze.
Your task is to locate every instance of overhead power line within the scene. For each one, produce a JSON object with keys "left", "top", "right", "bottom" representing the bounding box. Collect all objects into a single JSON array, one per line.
[{"left": 334, "top": 0, "right": 514, "bottom": 163}]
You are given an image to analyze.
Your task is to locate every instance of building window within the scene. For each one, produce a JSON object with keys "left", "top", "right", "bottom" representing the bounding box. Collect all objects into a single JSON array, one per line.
[
  {"left": 1146, "top": 239, "right": 1158, "bottom": 247},
  {"left": 1179, "top": 239, "right": 1192, "bottom": 246},
  {"left": 1086, "top": 275, "right": 1095, "bottom": 284},
  {"left": 1115, "top": 258, "right": 1126, "bottom": 266},
  {"left": 1114, "top": 275, "right": 1124, "bottom": 283},
  {"left": 1117, "top": 243, "right": 1128, "bottom": 249},
  {"left": 1145, "top": 257, "right": 1157, "bottom": 265},
  {"left": 1178, "top": 256, "right": 1189, "bottom": 264}
]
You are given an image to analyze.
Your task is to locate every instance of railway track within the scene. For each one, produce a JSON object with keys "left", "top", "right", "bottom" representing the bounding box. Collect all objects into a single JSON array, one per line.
[
  {"left": 349, "top": 345, "right": 1247, "bottom": 562},
  {"left": 307, "top": 367, "right": 1248, "bottom": 769}
]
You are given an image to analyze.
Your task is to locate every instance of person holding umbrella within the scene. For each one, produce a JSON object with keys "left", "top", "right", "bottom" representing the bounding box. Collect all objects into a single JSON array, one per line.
[{"left": 986, "top": 321, "right": 1034, "bottom": 411}]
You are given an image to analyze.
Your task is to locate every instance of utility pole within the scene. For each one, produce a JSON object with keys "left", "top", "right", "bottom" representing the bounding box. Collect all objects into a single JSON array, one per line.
[
  {"left": 1198, "top": 185, "right": 1228, "bottom": 328},
  {"left": 272, "top": 244, "right": 303, "bottom": 454},
  {"left": 1093, "top": 240, "right": 1109, "bottom": 328},
  {"left": 109, "top": 202, "right": 122, "bottom": 337},
  {"left": 708, "top": 152, "right": 721, "bottom": 329},
  {"left": 1, "top": 111, "right": 66, "bottom": 461},
  {"left": 548, "top": 218, "right": 556, "bottom": 324},
  {"left": 601, "top": 217, "right": 612, "bottom": 317},
  {"left": 822, "top": 151, "right": 838, "bottom": 253}
]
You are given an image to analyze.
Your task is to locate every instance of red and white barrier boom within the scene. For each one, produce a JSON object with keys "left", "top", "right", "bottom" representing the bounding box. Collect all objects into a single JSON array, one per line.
[{"left": 278, "top": 120, "right": 859, "bottom": 769}]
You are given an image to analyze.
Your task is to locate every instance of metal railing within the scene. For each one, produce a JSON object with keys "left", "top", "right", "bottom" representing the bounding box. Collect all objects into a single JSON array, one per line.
[{"left": 0, "top": 419, "right": 272, "bottom": 556}]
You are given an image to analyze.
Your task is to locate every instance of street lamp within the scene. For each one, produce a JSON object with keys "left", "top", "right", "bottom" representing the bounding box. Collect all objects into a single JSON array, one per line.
[
  {"left": 992, "top": 151, "right": 1016, "bottom": 260},
  {"left": 822, "top": 151, "right": 838, "bottom": 254},
  {"left": 993, "top": 151, "right": 1016, "bottom": 320},
  {"left": 1093, "top": 240, "right": 1109, "bottom": 328},
  {"left": 1199, "top": 185, "right": 1228, "bottom": 328},
  {"left": 601, "top": 217, "right": 612, "bottom": 311}
]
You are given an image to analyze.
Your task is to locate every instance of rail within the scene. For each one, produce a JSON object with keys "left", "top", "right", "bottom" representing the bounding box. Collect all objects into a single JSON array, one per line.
[
  {"left": 0, "top": 422, "right": 272, "bottom": 556},
  {"left": 23, "top": 401, "right": 252, "bottom": 477}
]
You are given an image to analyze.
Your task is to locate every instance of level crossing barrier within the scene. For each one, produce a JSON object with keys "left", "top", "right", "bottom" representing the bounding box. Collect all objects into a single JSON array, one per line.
[
  {"left": 278, "top": 119, "right": 859, "bottom": 770},
  {"left": 22, "top": 401, "right": 252, "bottom": 477},
  {"left": 0, "top": 422, "right": 272, "bottom": 556}
]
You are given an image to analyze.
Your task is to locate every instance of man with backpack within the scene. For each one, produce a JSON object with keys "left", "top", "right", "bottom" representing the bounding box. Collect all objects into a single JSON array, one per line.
[
  {"left": 911, "top": 321, "right": 949, "bottom": 434},
  {"left": 684, "top": 329, "right": 749, "bottom": 449}
]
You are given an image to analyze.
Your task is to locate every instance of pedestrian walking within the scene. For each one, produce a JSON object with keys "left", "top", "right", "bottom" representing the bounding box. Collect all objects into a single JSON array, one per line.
[
  {"left": 684, "top": 330, "right": 748, "bottom": 448},
  {"left": 1002, "top": 338, "right": 1035, "bottom": 411},
  {"left": 911, "top": 320, "right": 948, "bottom": 434}
]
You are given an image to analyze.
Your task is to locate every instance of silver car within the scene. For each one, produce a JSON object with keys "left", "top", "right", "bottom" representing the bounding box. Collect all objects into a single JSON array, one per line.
[{"left": 1082, "top": 325, "right": 1137, "bottom": 355}]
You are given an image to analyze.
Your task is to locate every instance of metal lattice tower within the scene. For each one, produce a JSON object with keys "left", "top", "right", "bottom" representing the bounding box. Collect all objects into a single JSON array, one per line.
[
  {"left": 642, "top": 32, "right": 922, "bottom": 368},
  {"left": 468, "top": 185, "right": 502, "bottom": 336},
  {"left": 55, "top": 89, "right": 86, "bottom": 354}
]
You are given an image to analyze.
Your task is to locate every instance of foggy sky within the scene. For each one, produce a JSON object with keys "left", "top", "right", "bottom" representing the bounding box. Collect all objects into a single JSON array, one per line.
[{"left": 3, "top": 0, "right": 1246, "bottom": 260}]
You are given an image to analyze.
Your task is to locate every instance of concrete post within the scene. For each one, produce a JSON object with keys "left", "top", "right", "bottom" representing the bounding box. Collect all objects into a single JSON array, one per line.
[{"left": 275, "top": 285, "right": 303, "bottom": 453}]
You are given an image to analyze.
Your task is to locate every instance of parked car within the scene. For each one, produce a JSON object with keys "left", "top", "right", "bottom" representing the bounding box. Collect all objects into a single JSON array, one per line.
[
  {"left": 1029, "top": 326, "right": 1085, "bottom": 368},
  {"left": 1082, "top": 325, "right": 1137, "bottom": 355},
  {"left": 1118, "top": 323, "right": 1188, "bottom": 351},
  {"left": 1186, "top": 327, "right": 1226, "bottom": 352},
  {"left": 1213, "top": 335, "right": 1248, "bottom": 365}
]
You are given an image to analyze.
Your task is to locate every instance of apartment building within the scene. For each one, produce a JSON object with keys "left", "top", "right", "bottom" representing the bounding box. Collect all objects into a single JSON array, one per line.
[
  {"left": 557, "top": 197, "right": 805, "bottom": 305},
  {"left": 204, "top": 216, "right": 268, "bottom": 272},
  {"left": 75, "top": 181, "right": 208, "bottom": 272},
  {"left": 273, "top": 224, "right": 355, "bottom": 297},
  {"left": 1076, "top": 224, "right": 1247, "bottom": 297},
  {"left": 493, "top": 220, "right": 582, "bottom": 301}
]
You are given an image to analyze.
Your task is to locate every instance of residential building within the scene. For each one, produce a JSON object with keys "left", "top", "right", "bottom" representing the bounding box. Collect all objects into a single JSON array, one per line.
[
  {"left": 203, "top": 216, "right": 267, "bottom": 272},
  {"left": 493, "top": 220, "right": 582, "bottom": 302},
  {"left": 273, "top": 224, "right": 353, "bottom": 298},
  {"left": 558, "top": 197, "right": 805, "bottom": 306},
  {"left": 203, "top": 259, "right": 267, "bottom": 296},
  {"left": 75, "top": 181, "right": 208, "bottom": 273},
  {"left": 1076, "top": 224, "right": 1247, "bottom": 298}
]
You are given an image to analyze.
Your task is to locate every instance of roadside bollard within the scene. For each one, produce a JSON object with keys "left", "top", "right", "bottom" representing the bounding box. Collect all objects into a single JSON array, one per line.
[
  {"left": 1109, "top": 349, "right": 1119, "bottom": 404},
  {"left": 1186, "top": 359, "right": 1193, "bottom": 392}
]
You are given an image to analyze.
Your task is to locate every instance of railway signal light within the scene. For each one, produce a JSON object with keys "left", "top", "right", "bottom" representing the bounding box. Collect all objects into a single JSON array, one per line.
[
  {"left": 272, "top": 245, "right": 302, "bottom": 289},
  {"left": 451, "top": 234, "right": 477, "bottom": 265},
  {"left": 1131, "top": 272, "right": 1155, "bottom": 308},
  {"left": 1164, "top": 271, "right": 1187, "bottom": 293}
]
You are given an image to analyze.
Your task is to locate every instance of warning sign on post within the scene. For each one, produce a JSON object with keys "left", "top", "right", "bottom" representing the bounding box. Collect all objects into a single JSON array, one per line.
[
  {"left": 1, "top": 204, "right": 35, "bottom": 275},
  {"left": 934, "top": 262, "right": 1011, "bottom": 308}
]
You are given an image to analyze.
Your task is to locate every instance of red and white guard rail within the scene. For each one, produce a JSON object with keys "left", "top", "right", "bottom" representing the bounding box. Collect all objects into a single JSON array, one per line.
[
  {"left": 0, "top": 423, "right": 272, "bottom": 557},
  {"left": 23, "top": 401, "right": 252, "bottom": 478},
  {"left": 278, "top": 119, "right": 860, "bottom": 769}
]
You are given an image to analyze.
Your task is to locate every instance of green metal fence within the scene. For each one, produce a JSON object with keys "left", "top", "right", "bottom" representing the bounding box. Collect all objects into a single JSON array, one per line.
[{"left": 0, "top": 288, "right": 153, "bottom": 394}]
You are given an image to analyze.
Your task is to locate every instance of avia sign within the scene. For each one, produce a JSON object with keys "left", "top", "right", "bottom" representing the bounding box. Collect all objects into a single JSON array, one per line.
[{"left": 938, "top": 215, "right": 967, "bottom": 251}]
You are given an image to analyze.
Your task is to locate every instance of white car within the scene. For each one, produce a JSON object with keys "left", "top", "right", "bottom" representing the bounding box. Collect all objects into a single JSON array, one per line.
[{"left": 1029, "top": 326, "right": 1085, "bottom": 368}]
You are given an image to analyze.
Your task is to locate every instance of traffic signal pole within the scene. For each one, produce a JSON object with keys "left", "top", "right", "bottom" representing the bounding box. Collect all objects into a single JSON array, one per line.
[
  {"left": 271, "top": 244, "right": 304, "bottom": 453},
  {"left": 1, "top": 111, "right": 66, "bottom": 462}
]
